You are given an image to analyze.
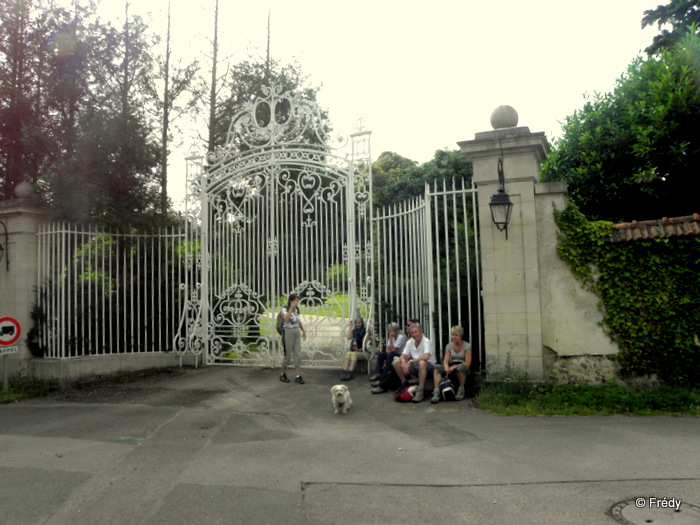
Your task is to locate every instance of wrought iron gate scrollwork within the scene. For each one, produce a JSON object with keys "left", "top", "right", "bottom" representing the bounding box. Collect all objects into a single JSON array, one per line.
[{"left": 174, "top": 84, "right": 373, "bottom": 367}]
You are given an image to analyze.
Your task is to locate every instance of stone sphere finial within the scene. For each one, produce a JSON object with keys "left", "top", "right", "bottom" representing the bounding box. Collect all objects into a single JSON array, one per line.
[
  {"left": 490, "top": 105, "right": 518, "bottom": 129},
  {"left": 14, "top": 181, "right": 33, "bottom": 198}
]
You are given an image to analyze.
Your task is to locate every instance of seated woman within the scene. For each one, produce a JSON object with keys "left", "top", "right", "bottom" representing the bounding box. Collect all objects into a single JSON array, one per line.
[
  {"left": 431, "top": 325, "right": 472, "bottom": 403},
  {"left": 369, "top": 322, "right": 405, "bottom": 394},
  {"left": 370, "top": 322, "right": 405, "bottom": 381},
  {"left": 341, "top": 318, "right": 368, "bottom": 380}
]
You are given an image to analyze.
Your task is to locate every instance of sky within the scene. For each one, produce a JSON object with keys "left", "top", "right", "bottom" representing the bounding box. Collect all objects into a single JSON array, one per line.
[{"left": 98, "top": 0, "right": 661, "bottom": 209}]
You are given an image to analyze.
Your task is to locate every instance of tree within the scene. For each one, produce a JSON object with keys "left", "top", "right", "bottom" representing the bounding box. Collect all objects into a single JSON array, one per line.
[
  {"left": 144, "top": 0, "right": 198, "bottom": 215},
  {"left": 371, "top": 151, "right": 417, "bottom": 198},
  {"left": 212, "top": 58, "right": 326, "bottom": 152},
  {"left": 642, "top": 0, "right": 700, "bottom": 55},
  {"left": 372, "top": 149, "right": 472, "bottom": 208},
  {"left": 0, "top": 0, "right": 77, "bottom": 198},
  {"left": 46, "top": 3, "right": 163, "bottom": 230},
  {"left": 205, "top": 0, "right": 221, "bottom": 154},
  {"left": 540, "top": 32, "right": 700, "bottom": 221}
]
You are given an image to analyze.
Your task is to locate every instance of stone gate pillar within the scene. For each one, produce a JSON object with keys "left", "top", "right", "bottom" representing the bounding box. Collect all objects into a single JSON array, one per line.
[
  {"left": 458, "top": 107, "right": 550, "bottom": 378},
  {"left": 0, "top": 183, "right": 48, "bottom": 377}
]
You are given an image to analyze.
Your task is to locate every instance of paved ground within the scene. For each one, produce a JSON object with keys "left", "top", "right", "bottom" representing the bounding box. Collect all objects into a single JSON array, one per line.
[{"left": 1, "top": 366, "right": 699, "bottom": 525}]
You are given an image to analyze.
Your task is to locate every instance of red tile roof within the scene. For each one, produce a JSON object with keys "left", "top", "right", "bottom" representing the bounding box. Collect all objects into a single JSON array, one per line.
[{"left": 609, "top": 213, "right": 700, "bottom": 243}]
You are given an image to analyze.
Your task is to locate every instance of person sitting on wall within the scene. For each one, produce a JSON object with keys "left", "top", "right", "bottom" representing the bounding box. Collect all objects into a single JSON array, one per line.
[
  {"left": 369, "top": 321, "right": 406, "bottom": 394},
  {"left": 341, "top": 317, "right": 368, "bottom": 380},
  {"left": 392, "top": 322, "right": 436, "bottom": 403},
  {"left": 431, "top": 325, "right": 472, "bottom": 403},
  {"left": 370, "top": 321, "right": 406, "bottom": 381}
]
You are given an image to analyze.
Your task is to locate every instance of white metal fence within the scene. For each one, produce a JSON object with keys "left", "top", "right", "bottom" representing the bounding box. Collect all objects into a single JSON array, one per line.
[
  {"left": 36, "top": 223, "right": 189, "bottom": 359},
  {"left": 35, "top": 178, "right": 481, "bottom": 366},
  {"left": 373, "top": 178, "right": 482, "bottom": 366}
]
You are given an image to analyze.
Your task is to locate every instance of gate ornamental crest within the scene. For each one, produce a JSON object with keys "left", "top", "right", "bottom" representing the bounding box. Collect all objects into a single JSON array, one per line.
[{"left": 175, "top": 84, "right": 373, "bottom": 367}]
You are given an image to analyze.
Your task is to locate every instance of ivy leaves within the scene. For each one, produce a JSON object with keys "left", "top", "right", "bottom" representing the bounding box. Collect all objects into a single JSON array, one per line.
[{"left": 555, "top": 204, "right": 700, "bottom": 385}]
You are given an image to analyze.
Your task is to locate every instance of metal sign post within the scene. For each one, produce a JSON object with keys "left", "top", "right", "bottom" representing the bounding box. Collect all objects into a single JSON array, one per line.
[{"left": 0, "top": 317, "right": 21, "bottom": 390}]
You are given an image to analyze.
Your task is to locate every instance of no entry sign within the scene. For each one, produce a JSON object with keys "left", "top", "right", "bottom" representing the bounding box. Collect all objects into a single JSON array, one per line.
[{"left": 0, "top": 317, "right": 21, "bottom": 346}]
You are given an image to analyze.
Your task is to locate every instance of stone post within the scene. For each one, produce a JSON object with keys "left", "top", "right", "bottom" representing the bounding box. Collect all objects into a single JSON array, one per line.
[
  {"left": 0, "top": 183, "right": 48, "bottom": 377},
  {"left": 458, "top": 107, "right": 550, "bottom": 378}
]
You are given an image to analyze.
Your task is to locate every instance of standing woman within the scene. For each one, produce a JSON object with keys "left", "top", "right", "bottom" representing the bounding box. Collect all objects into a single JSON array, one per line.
[{"left": 280, "top": 293, "right": 307, "bottom": 384}]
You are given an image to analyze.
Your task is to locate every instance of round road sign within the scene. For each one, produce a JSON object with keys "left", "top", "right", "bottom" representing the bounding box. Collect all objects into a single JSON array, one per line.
[{"left": 0, "top": 317, "right": 21, "bottom": 346}]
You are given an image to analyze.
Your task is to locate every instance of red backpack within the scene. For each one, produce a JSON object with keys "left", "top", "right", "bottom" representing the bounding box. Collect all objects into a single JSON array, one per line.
[{"left": 394, "top": 381, "right": 414, "bottom": 402}]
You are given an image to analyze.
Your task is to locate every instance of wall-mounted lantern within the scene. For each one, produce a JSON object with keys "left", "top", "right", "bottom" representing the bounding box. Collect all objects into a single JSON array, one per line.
[{"left": 489, "top": 157, "right": 513, "bottom": 239}]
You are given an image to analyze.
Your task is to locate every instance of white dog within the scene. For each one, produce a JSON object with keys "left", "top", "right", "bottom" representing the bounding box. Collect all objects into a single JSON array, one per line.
[{"left": 330, "top": 384, "right": 353, "bottom": 414}]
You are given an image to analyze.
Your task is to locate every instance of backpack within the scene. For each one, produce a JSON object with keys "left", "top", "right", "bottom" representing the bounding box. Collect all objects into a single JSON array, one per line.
[
  {"left": 276, "top": 305, "right": 300, "bottom": 336},
  {"left": 276, "top": 310, "right": 285, "bottom": 336},
  {"left": 439, "top": 375, "right": 456, "bottom": 401},
  {"left": 394, "top": 381, "right": 414, "bottom": 402}
]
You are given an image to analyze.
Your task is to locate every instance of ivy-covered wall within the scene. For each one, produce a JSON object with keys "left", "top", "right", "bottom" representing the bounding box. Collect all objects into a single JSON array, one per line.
[{"left": 554, "top": 204, "right": 700, "bottom": 386}]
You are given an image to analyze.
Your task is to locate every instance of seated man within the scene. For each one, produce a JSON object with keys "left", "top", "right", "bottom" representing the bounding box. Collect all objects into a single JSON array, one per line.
[
  {"left": 392, "top": 322, "right": 436, "bottom": 403},
  {"left": 431, "top": 325, "right": 472, "bottom": 403}
]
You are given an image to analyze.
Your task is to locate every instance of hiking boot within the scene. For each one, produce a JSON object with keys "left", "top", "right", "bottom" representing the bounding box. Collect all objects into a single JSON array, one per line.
[
  {"left": 370, "top": 381, "right": 380, "bottom": 387},
  {"left": 280, "top": 373, "right": 290, "bottom": 383},
  {"left": 295, "top": 376, "right": 305, "bottom": 384},
  {"left": 456, "top": 386, "right": 465, "bottom": 400},
  {"left": 369, "top": 374, "right": 380, "bottom": 382},
  {"left": 371, "top": 386, "right": 386, "bottom": 394},
  {"left": 412, "top": 386, "right": 424, "bottom": 403},
  {"left": 430, "top": 389, "right": 441, "bottom": 404}
]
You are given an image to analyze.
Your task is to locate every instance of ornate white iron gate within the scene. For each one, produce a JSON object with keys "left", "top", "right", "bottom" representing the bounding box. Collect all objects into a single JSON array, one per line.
[{"left": 175, "top": 85, "right": 373, "bottom": 367}]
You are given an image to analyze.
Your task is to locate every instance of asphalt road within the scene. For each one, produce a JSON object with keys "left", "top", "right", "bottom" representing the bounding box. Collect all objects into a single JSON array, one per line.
[{"left": 1, "top": 366, "right": 699, "bottom": 525}]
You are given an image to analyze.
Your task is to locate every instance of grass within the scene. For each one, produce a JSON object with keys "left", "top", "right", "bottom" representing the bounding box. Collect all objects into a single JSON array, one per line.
[
  {"left": 267, "top": 292, "right": 369, "bottom": 320},
  {"left": 0, "top": 376, "right": 60, "bottom": 403},
  {"left": 476, "top": 380, "right": 700, "bottom": 416}
]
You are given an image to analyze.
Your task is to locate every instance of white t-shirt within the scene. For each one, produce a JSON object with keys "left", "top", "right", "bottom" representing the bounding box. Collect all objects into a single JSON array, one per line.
[
  {"left": 389, "top": 333, "right": 406, "bottom": 353},
  {"left": 281, "top": 307, "right": 300, "bottom": 329},
  {"left": 402, "top": 335, "right": 436, "bottom": 364}
]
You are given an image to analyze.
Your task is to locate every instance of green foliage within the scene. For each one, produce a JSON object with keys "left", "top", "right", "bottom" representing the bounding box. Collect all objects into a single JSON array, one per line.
[
  {"left": 477, "top": 380, "right": 700, "bottom": 415},
  {"left": 0, "top": 376, "right": 60, "bottom": 403},
  {"left": 554, "top": 204, "right": 700, "bottom": 385},
  {"left": 371, "top": 151, "right": 417, "bottom": 200},
  {"left": 26, "top": 301, "right": 47, "bottom": 358},
  {"left": 540, "top": 32, "right": 700, "bottom": 221},
  {"left": 326, "top": 263, "right": 347, "bottom": 289},
  {"left": 372, "top": 149, "right": 472, "bottom": 208}
]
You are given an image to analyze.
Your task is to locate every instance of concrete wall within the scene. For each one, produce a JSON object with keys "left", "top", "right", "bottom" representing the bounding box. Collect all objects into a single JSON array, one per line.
[
  {"left": 31, "top": 352, "right": 199, "bottom": 386},
  {"left": 535, "top": 182, "right": 618, "bottom": 357},
  {"left": 0, "top": 198, "right": 49, "bottom": 379}
]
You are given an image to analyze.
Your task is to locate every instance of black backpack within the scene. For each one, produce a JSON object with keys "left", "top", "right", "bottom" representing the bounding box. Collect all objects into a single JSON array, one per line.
[{"left": 439, "top": 375, "right": 456, "bottom": 401}]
